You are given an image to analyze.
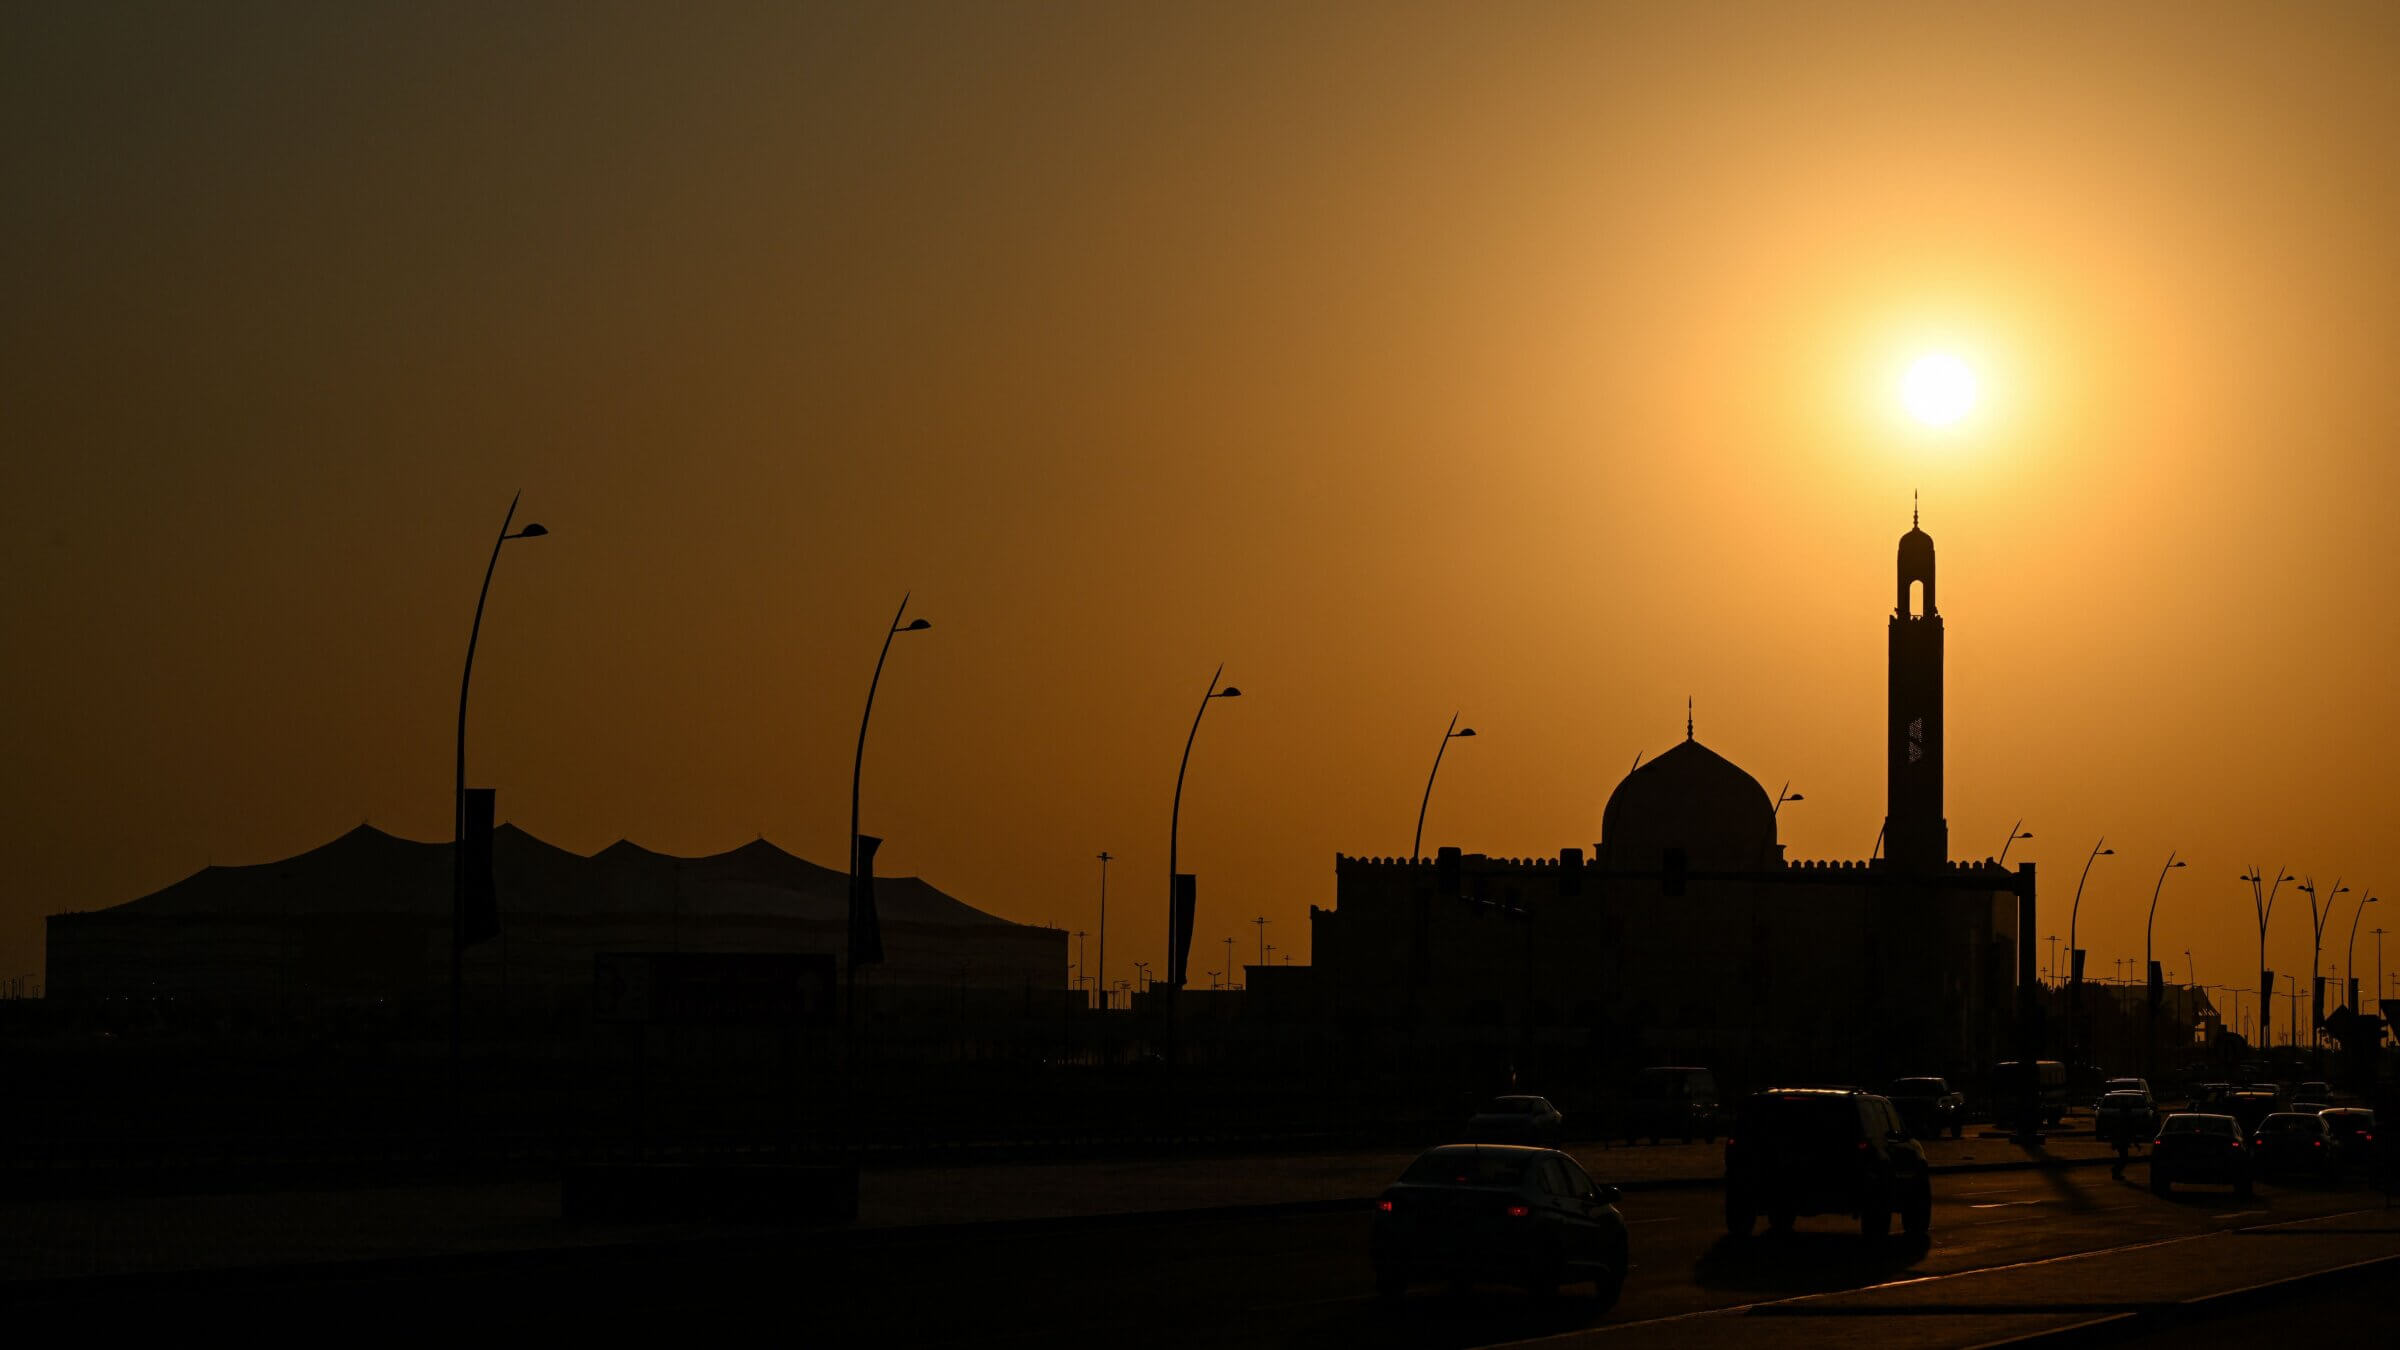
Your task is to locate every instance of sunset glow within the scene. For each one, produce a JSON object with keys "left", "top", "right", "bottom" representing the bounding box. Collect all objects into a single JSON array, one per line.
[{"left": 1900, "top": 353, "right": 1979, "bottom": 428}]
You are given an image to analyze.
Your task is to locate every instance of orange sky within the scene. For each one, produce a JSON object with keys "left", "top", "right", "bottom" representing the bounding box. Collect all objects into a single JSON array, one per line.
[{"left": 8, "top": 3, "right": 2400, "bottom": 1025}]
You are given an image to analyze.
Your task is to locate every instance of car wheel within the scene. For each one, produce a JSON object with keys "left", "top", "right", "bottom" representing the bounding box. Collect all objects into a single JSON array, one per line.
[
  {"left": 1902, "top": 1183, "right": 1931, "bottom": 1236},
  {"left": 1951, "top": 1122, "right": 1964, "bottom": 1140},
  {"left": 1592, "top": 1266, "right": 1624, "bottom": 1312},
  {"left": 1861, "top": 1202, "right": 1891, "bottom": 1240},
  {"left": 1725, "top": 1193, "right": 1756, "bottom": 1238}
]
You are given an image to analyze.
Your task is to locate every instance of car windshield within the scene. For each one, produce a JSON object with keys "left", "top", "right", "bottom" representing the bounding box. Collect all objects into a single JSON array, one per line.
[
  {"left": 2260, "top": 1115, "right": 2319, "bottom": 1134},
  {"left": 2105, "top": 1079, "right": 2143, "bottom": 1091},
  {"left": 1481, "top": 1098, "right": 1543, "bottom": 1115},
  {"left": 1891, "top": 1079, "right": 1945, "bottom": 1093},
  {"left": 2324, "top": 1114, "right": 2369, "bottom": 1136},
  {"left": 2161, "top": 1115, "right": 2235, "bottom": 1136},
  {"left": 2100, "top": 1093, "right": 2145, "bottom": 1107},
  {"left": 1400, "top": 1151, "right": 1532, "bottom": 1187}
]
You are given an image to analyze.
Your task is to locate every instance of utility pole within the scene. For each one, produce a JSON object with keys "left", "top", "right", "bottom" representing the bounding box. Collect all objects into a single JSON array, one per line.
[{"left": 1095, "top": 851, "right": 1112, "bottom": 1011}]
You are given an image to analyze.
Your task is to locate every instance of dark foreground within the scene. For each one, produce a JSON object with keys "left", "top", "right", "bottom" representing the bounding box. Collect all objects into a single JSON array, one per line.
[{"left": 18, "top": 1158, "right": 2395, "bottom": 1344}]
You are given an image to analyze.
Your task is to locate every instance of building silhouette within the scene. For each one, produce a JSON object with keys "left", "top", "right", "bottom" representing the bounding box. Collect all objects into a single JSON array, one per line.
[
  {"left": 45, "top": 825, "right": 1065, "bottom": 1026},
  {"left": 1307, "top": 516, "right": 2028, "bottom": 1089}
]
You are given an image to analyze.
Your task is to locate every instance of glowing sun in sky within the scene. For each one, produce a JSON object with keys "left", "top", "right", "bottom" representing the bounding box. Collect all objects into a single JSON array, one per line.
[{"left": 1900, "top": 353, "right": 1978, "bottom": 427}]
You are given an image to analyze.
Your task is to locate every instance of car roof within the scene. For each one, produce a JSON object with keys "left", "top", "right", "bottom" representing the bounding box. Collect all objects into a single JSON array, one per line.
[
  {"left": 2321, "top": 1107, "right": 2372, "bottom": 1116},
  {"left": 1416, "top": 1143, "right": 1556, "bottom": 1158},
  {"left": 1488, "top": 1094, "right": 1550, "bottom": 1105}
]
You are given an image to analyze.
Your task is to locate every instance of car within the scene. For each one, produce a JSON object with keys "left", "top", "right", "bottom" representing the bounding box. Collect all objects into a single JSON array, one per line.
[
  {"left": 2290, "top": 1101, "right": 2330, "bottom": 1116},
  {"left": 1463, "top": 1095, "right": 1565, "bottom": 1145},
  {"left": 1888, "top": 1077, "right": 1967, "bottom": 1139},
  {"left": 2148, "top": 1113, "right": 2253, "bottom": 1197},
  {"left": 1623, "top": 1066, "right": 1722, "bottom": 1144},
  {"left": 2095, "top": 1091, "right": 2156, "bottom": 1148},
  {"left": 2296, "top": 1080, "right": 2332, "bottom": 1102},
  {"left": 2100, "top": 1078, "right": 2153, "bottom": 1110},
  {"left": 2250, "top": 1112, "right": 2341, "bottom": 1181},
  {"left": 1725, "top": 1087, "right": 1933, "bottom": 1240},
  {"left": 2319, "top": 1107, "right": 2379, "bottom": 1173},
  {"left": 2226, "top": 1089, "right": 2280, "bottom": 1134},
  {"left": 1372, "top": 1145, "right": 1630, "bottom": 1306}
]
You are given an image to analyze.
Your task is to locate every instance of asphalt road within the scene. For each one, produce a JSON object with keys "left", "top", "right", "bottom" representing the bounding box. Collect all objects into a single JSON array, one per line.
[{"left": 25, "top": 1158, "right": 2396, "bottom": 1343}]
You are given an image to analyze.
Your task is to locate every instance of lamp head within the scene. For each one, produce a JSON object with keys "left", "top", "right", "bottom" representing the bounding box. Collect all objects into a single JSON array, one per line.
[
  {"left": 901, "top": 618, "right": 931, "bottom": 631},
  {"left": 1216, "top": 686, "right": 1242, "bottom": 698},
  {"left": 513, "top": 523, "right": 548, "bottom": 539},
  {"left": 1454, "top": 727, "right": 1477, "bottom": 738},
  {"left": 2100, "top": 848, "right": 2115, "bottom": 856},
  {"left": 1786, "top": 792, "right": 1805, "bottom": 802}
]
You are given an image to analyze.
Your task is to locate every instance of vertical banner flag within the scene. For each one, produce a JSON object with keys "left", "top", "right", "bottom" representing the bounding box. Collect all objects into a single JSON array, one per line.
[
  {"left": 459, "top": 787, "right": 499, "bottom": 950},
  {"left": 1170, "top": 873, "right": 1198, "bottom": 989},
  {"left": 850, "top": 833, "right": 884, "bottom": 966}
]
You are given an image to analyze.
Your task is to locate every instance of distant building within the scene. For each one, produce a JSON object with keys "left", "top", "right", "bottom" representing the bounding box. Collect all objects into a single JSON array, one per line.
[
  {"left": 1308, "top": 515, "right": 2027, "bottom": 1088},
  {"left": 45, "top": 826, "right": 1065, "bottom": 1023}
]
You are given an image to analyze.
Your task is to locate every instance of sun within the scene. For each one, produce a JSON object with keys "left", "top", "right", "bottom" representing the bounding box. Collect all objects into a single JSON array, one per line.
[{"left": 1900, "top": 353, "right": 1978, "bottom": 427}]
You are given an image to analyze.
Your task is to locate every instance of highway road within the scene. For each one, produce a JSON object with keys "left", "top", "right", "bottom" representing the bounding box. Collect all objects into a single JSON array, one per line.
[{"left": 24, "top": 1156, "right": 2396, "bottom": 1343}]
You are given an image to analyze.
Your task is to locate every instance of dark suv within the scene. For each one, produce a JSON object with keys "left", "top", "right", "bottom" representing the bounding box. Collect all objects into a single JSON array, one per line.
[
  {"left": 1725, "top": 1088, "right": 1933, "bottom": 1240},
  {"left": 1887, "top": 1077, "right": 1966, "bottom": 1139}
]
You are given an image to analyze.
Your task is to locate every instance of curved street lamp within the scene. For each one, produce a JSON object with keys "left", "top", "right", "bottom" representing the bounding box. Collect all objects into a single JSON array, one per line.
[
  {"left": 1167, "top": 666, "right": 1240, "bottom": 988},
  {"left": 2066, "top": 837, "right": 2114, "bottom": 1067},
  {"left": 1411, "top": 713, "right": 1476, "bottom": 864},
  {"left": 849, "top": 594, "right": 931, "bottom": 1013},
  {"left": 1999, "top": 820, "right": 2033, "bottom": 866},
  {"left": 2295, "top": 875, "right": 2348, "bottom": 1064},
  {"left": 452, "top": 492, "right": 547, "bottom": 1094},
  {"left": 1774, "top": 783, "right": 1804, "bottom": 816},
  {"left": 2345, "top": 891, "right": 2379, "bottom": 1015},
  {"left": 2142, "top": 851, "right": 2186, "bottom": 1074}
]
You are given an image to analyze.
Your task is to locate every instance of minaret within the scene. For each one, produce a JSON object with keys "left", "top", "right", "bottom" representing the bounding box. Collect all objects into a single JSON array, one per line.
[{"left": 1884, "top": 503, "right": 1947, "bottom": 871}]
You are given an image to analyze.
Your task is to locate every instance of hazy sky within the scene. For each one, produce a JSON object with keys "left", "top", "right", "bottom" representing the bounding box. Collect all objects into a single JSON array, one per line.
[{"left": 9, "top": 3, "right": 2400, "bottom": 1023}]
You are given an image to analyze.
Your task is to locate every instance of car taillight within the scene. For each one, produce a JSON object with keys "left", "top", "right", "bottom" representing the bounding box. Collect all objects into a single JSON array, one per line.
[
  {"left": 1377, "top": 1199, "right": 1394, "bottom": 1212},
  {"left": 1505, "top": 1204, "right": 1531, "bottom": 1218},
  {"left": 2363, "top": 1133, "right": 2376, "bottom": 1143},
  {"left": 1857, "top": 1141, "right": 1871, "bottom": 1152},
  {"left": 2313, "top": 1140, "right": 2323, "bottom": 1148}
]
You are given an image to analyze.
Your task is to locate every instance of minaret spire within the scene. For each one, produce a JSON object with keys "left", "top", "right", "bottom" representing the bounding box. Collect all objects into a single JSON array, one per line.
[
  {"left": 1686, "top": 696, "right": 1693, "bottom": 742},
  {"left": 1913, "top": 489, "right": 1919, "bottom": 529}
]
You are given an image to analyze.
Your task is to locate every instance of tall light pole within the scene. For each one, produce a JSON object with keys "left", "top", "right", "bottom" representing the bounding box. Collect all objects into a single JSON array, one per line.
[
  {"left": 2046, "top": 933, "right": 2060, "bottom": 987},
  {"left": 1253, "top": 915, "right": 1270, "bottom": 968},
  {"left": 2345, "top": 892, "right": 2378, "bottom": 1016},
  {"left": 1096, "top": 851, "right": 1113, "bottom": 1011},
  {"left": 452, "top": 491, "right": 547, "bottom": 1100},
  {"left": 1412, "top": 714, "right": 1476, "bottom": 864},
  {"left": 1773, "top": 782, "right": 1804, "bottom": 816},
  {"left": 1167, "top": 666, "right": 1240, "bottom": 988},
  {"left": 2067, "top": 837, "right": 2114, "bottom": 1069},
  {"left": 2143, "top": 851, "right": 2185, "bottom": 1076},
  {"left": 1999, "top": 820, "right": 2033, "bottom": 866},
  {"left": 850, "top": 594, "right": 931, "bottom": 1024},
  {"left": 1134, "top": 961, "right": 1151, "bottom": 994},
  {"left": 2294, "top": 876, "right": 2347, "bottom": 1067},
  {"left": 1223, "top": 935, "right": 1236, "bottom": 988},
  {"left": 2240, "top": 866, "right": 2293, "bottom": 1052}
]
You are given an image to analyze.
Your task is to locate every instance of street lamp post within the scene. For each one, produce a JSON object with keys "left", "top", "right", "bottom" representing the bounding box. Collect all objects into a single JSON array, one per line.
[
  {"left": 2067, "top": 837, "right": 2115, "bottom": 1071},
  {"left": 1999, "top": 820, "right": 2033, "bottom": 867},
  {"left": 2294, "top": 876, "right": 2348, "bottom": 1068},
  {"left": 1223, "top": 935, "right": 1236, "bottom": 989},
  {"left": 1167, "top": 666, "right": 1240, "bottom": 989},
  {"left": 2344, "top": 892, "right": 2378, "bottom": 1018},
  {"left": 2143, "top": 851, "right": 2185, "bottom": 1077},
  {"left": 849, "top": 594, "right": 931, "bottom": 1028},
  {"left": 2046, "top": 934, "right": 2060, "bottom": 987},
  {"left": 1773, "top": 782, "right": 1804, "bottom": 816},
  {"left": 1411, "top": 714, "right": 1476, "bottom": 864},
  {"left": 1253, "top": 915, "right": 1270, "bottom": 968},
  {"left": 451, "top": 491, "right": 547, "bottom": 1103},
  {"left": 1095, "top": 851, "right": 1113, "bottom": 1011},
  {"left": 1134, "top": 962, "right": 1151, "bottom": 994}
]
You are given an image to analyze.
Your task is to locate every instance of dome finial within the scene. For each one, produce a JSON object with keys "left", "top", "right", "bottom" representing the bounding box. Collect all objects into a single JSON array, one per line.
[
  {"left": 1913, "top": 489, "right": 1919, "bottom": 529},
  {"left": 1686, "top": 696, "right": 1693, "bottom": 742}
]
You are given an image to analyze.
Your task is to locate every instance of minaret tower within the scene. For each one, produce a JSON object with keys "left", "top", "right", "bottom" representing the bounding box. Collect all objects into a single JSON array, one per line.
[{"left": 1884, "top": 500, "right": 1947, "bottom": 871}]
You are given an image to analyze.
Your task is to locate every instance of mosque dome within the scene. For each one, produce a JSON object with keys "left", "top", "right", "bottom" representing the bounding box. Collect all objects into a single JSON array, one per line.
[{"left": 1599, "top": 736, "right": 1778, "bottom": 869}]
